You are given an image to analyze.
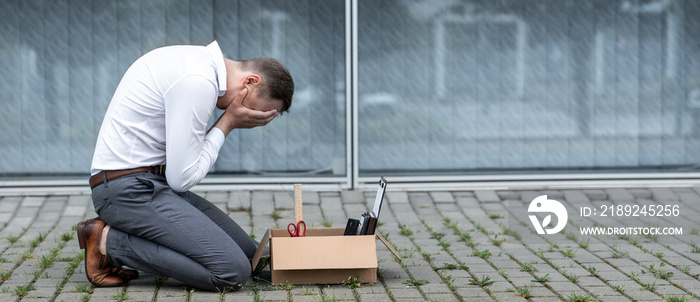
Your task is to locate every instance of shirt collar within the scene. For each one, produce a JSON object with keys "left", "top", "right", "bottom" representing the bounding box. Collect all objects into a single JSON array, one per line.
[{"left": 206, "top": 41, "right": 227, "bottom": 97}]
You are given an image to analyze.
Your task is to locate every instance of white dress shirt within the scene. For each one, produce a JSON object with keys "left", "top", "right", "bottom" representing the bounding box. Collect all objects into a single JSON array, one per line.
[{"left": 91, "top": 41, "right": 228, "bottom": 192}]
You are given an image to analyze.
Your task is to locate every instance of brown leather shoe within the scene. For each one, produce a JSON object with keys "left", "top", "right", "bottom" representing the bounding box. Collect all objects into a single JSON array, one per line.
[
  {"left": 112, "top": 267, "right": 139, "bottom": 280},
  {"left": 77, "top": 218, "right": 128, "bottom": 287}
]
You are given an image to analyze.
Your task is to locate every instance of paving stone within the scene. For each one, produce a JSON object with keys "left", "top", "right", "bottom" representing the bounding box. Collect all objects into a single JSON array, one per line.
[
  {"left": 125, "top": 291, "right": 155, "bottom": 301},
  {"left": 90, "top": 287, "right": 125, "bottom": 299},
  {"left": 204, "top": 192, "right": 229, "bottom": 203},
  {"left": 55, "top": 293, "right": 88, "bottom": 302},
  {"left": 519, "top": 191, "right": 542, "bottom": 203},
  {"left": 387, "top": 191, "right": 409, "bottom": 203},
  {"left": 322, "top": 286, "right": 354, "bottom": 300},
  {"left": 455, "top": 287, "right": 492, "bottom": 300},
  {"left": 41, "top": 200, "right": 65, "bottom": 213},
  {"left": 598, "top": 296, "right": 633, "bottom": 302},
  {"left": 583, "top": 190, "right": 608, "bottom": 200},
  {"left": 452, "top": 191, "right": 474, "bottom": 198},
  {"left": 424, "top": 293, "right": 460, "bottom": 301},
  {"left": 678, "top": 191, "right": 700, "bottom": 204},
  {"left": 67, "top": 195, "right": 90, "bottom": 205},
  {"left": 628, "top": 188, "right": 652, "bottom": 199},
  {"left": 669, "top": 279, "right": 700, "bottom": 291},
  {"left": 257, "top": 290, "right": 288, "bottom": 301},
  {"left": 390, "top": 288, "right": 423, "bottom": 299},
  {"left": 474, "top": 190, "right": 500, "bottom": 203},
  {"left": 496, "top": 191, "right": 520, "bottom": 200},
  {"left": 341, "top": 190, "right": 364, "bottom": 203},
  {"left": 251, "top": 192, "right": 274, "bottom": 216},
  {"left": 563, "top": 190, "right": 590, "bottom": 204},
  {"left": 653, "top": 285, "right": 688, "bottom": 296},
  {"left": 62, "top": 205, "right": 87, "bottom": 217},
  {"left": 650, "top": 187, "right": 680, "bottom": 203},
  {"left": 624, "top": 289, "right": 663, "bottom": 301},
  {"left": 190, "top": 291, "right": 222, "bottom": 301},
  {"left": 577, "top": 285, "right": 618, "bottom": 297},
  {"left": 456, "top": 197, "right": 479, "bottom": 209},
  {"left": 409, "top": 192, "right": 433, "bottom": 205},
  {"left": 527, "top": 285, "right": 558, "bottom": 297},
  {"left": 159, "top": 297, "right": 194, "bottom": 302},
  {"left": 357, "top": 293, "right": 394, "bottom": 302},
  {"left": 0, "top": 197, "right": 21, "bottom": 212},
  {"left": 353, "top": 284, "right": 387, "bottom": 295},
  {"left": 22, "top": 196, "right": 46, "bottom": 207},
  {"left": 24, "top": 286, "right": 57, "bottom": 298},
  {"left": 430, "top": 191, "right": 455, "bottom": 203},
  {"left": 288, "top": 295, "right": 318, "bottom": 302},
  {"left": 302, "top": 191, "right": 320, "bottom": 205},
  {"left": 420, "top": 283, "right": 452, "bottom": 294},
  {"left": 606, "top": 188, "right": 635, "bottom": 202},
  {"left": 273, "top": 191, "right": 294, "bottom": 210},
  {"left": 407, "top": 266, "right": 442, "bottom": 282},
  {"left": 546, "top": 281, "right": 584, "bottom": 292},
  {"left": 0, "top": 213, "right": 11, "bottom": 224},
  {"left": 540, "top": 190, "right": 565, "bottom": 201},
  {"left": 228, "top": 191, "right": 251, "bottom": 211},
  {"left": 3, "top": 187, "right": 700, "bottom": 302}
]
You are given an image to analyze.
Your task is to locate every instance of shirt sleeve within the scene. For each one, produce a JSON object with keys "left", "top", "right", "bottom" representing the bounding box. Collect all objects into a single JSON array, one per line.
[{"left": 163, "top": 74, "right": 224, "bottom": 192}]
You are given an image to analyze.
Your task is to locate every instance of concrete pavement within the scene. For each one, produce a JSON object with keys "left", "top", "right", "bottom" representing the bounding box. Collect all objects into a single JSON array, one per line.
[{"left": 1, "top": 187, "right": 699, "bottom": 301}]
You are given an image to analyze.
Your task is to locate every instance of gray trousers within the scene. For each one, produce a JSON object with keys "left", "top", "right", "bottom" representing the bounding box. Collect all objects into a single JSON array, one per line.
[{"left": 90, "top": 172, "right": 257, "bottom": 291}]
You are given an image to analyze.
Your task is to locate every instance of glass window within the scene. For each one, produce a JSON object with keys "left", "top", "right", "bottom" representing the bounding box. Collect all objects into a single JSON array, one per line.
[
  {"left": 0, "top": 0, "right": 347, "bottom": 178},
  {"left": 357, "top": 0, "right": 700, "bottom": 176},
  {"left": 2, "top": 0, "right": 700, "bottom": 182}
]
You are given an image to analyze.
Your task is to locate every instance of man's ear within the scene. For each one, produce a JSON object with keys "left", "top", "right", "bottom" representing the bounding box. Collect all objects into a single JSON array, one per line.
[{"left": 244, "top": 74, "right": 262, "bottom": 87}]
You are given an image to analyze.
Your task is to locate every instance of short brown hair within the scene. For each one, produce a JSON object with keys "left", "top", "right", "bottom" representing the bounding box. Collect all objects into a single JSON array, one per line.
[{"left": 241, "top": 57, "right": 294, "bottom": 113}]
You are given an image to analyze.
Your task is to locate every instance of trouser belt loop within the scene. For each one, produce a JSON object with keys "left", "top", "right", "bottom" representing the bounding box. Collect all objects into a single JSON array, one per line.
[{"left": 102, "top": 170, "right": 108, "bottom": 188}]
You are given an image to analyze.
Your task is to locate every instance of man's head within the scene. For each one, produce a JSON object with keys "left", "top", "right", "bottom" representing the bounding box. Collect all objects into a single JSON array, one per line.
[{"left": 238, "top": 57, "right": 294, "bottom": 114}]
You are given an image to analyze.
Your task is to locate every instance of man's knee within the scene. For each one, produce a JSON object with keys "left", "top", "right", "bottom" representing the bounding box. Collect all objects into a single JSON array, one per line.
[{"left": 210, "top": 258, "right": 251, "bottom": 291}]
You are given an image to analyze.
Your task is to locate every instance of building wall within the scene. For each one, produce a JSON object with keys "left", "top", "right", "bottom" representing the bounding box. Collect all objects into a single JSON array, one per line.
[{"left": 0, "top": 0, "right": 698, "bottom": 178}]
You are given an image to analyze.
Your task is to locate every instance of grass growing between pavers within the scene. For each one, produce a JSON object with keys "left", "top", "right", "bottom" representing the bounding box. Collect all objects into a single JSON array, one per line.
[
  {"left": 417, "top": 215, "right": 524, "bottom": 300},
  {"left": 411, "top": 189, "right": 700, "bottom": 302},
  {"left": 506, "top": 201, "right": 700, "bottom": 302},
  {"left": 0, "top": 220, "right": 104, "bottom": 302},
  {"left": 0, "top": 228, "right": 60, "bottom": 299},
  {"left": 243, "top": 277, "right": 363, "bottom": 302},
  {"left": 520, "top": 224, "right": 647, "bottom": 301},
  {"left": 562, "top": 222, "right": 700, "bottom": 301},
  {"left": 665, "top": 295, "right": 692, "bottom": 302},
  {"left": 3, "top": 188, "right": 700, "bottom": 301},
  {"left": 438, "top": 213, "right": 563, "bottom": 301}
]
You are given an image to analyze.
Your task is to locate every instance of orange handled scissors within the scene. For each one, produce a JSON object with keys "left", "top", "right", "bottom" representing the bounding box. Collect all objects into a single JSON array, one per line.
[{"left": 287, "top": 220, "right": 306, "bottom": 237}]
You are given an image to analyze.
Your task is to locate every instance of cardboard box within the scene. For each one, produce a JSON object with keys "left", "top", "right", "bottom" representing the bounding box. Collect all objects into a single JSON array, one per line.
[{"left": 251, "top": 227, "right": 401, "bottom": 285}]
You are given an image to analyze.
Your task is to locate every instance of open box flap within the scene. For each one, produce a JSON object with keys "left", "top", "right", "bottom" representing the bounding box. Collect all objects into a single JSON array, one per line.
[
  {"left": 376, "top": 232, "right": 402, "bottom": 262},
  {"left": 251, "top": 229, "right": 271, "bottom": 270}
]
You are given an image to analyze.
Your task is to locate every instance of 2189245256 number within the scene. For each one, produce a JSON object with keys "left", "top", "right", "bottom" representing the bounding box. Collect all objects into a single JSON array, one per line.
[{"left": 599, "top": 204, "right": 679, "bottom": 217}]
